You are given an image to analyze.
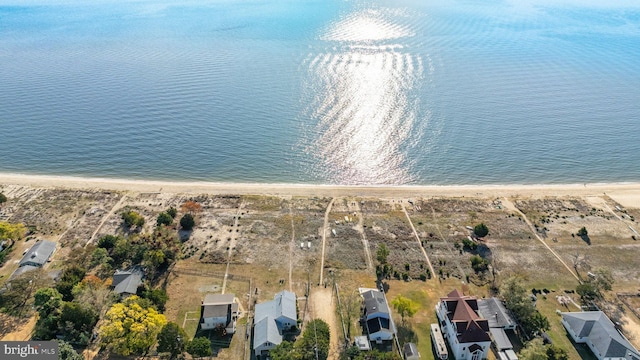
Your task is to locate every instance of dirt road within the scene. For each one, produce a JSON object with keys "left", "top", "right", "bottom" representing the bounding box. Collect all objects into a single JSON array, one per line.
[{"left": 308, "top": 287, "right": 340, "bottom": 359}]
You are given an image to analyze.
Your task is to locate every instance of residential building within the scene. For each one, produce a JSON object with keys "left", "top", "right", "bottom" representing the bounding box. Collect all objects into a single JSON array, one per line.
[
  {"left": 436, "top": 289, "right": 491, "bottom": 360},
  {"left": 361, "top": 289, "right": 396, "bottom": 349},
  {"left": 200, "top": 293, "right": 239, "bottom": 334},
  {"left": 561, "top": 311, "right": 640, "bottom": 360},
  {"left": 111, "top": 268, "right": 144, "bottom": 297},
  {"left": 18, "top": 240, "right": 55, "bottom": 267},
  {"left": 253, "top": 290, "right": 297, "bottom": 359},
  {"left": 477, "top": 297, "right": 518, "bottom": 358}
]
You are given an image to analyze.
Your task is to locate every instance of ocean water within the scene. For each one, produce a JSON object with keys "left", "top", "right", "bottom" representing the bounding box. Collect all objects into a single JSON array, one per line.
[{"left": 1, "top": 0, "right": 639, "bottom": 185}]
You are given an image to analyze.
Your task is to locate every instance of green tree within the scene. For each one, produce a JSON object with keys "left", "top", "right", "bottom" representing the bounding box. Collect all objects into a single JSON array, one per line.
[
  {"left": 34, "top": 288, "right": 64, "bottom": 340},
  {"left": 270, "top": 341, "right": 299, "bottom": 360},
  {"left": 55, "top": 265, "right": 86, "bottom": 301},
  {"left": 591, "top": 268, "right": 614, "bottom": 293},
  {"left": 141, "top": 288, "right": 169, "bottom": 312},
  {"left": 391, "top": 295, "right": 419, "bottom": 324},
  {"left": 576, "top": 283, "right": 599, "bottom": 303},
  {"left": 186, "top": 336, "right": 212, "bottom": 357},
  {"left": 167, "top": 207, "right": 178, "bottom": 219},
  {"left": 297, "top": 319, "right": 330, "bottom": 360},
  {"left": 519, "top": 338, "right": 548, "bottom": 360},
  {"left": 376, "top": 243, "right": 389, "bottom": 264},
  {"left": 474, "top": 223, "right": 489, "bottom": 237},
  {"left": 57, "top": 340, "right": 83, "bottom": 360},
  {"left": 577, "top": 227, "right": 588, "bottom": 237},
  {"left": 90, "top": 247, "right": 112, "bottom": 268},
  {"left": 97, "top": 234, "right": 119, "bottom": 250},
  {"left": 180, "top": 213, "right": 195, "bottom": 230},
  {"left": 546, "top": 345, "right": 569, "bottom": 360},
  {"left": 0, "top": 192, "right": 7, "bottom": 205},
  {"left": 59, "top": 302, "right": 99, "bottom": 345},
  {"left": 99, "top": 296, "right": 167, "bottom": 356},
  {"left": 121, "top": 210, "right": 145, "bottom": 229},
  {"left": 157, "top": 322, "right": 187, "bottom": 358},
  {"left": 157, "top": 212, "right": 173, "bottom": 227},
  {"left": 470, "top": 254, "right": 488, "bottom": 272}
]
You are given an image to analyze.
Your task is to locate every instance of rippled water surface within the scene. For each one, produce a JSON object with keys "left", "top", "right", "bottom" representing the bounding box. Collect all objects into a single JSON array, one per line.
[{"left": 1, "top": 0, "right": 639, "bottom": 184}]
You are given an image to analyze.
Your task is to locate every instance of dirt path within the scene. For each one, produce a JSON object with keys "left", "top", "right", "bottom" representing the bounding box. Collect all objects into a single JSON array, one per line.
[
  {"left": 222, "top": 200, "right": 244, "bottom": 294},
  {"left": 86, "top": 193, "right": 127, "bottom": 247},
  {"left": 501, "top": 198, "right": 579, "bottom": 281},
  {"left": 428, "top": 205, "right": 465, "bottom": 281},
  {"left": 352, "top": 200, "right": 373, "bottom": 271},
  {"left": 401, "top": 203, "right": 436, "bottom": 279},
  {"left": 308, "top": 287, "right": 340, "bottom": 360},
  {"left": 289, "top": 203, "right": 295, "bottom": 292},
  {"left": 319, "top": 198, "right": 335, "bottom": 286}
]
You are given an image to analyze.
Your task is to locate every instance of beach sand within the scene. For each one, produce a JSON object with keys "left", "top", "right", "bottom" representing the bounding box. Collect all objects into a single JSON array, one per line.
[{"left": 0, "top": 173, "right": 639, "bottom": 206}]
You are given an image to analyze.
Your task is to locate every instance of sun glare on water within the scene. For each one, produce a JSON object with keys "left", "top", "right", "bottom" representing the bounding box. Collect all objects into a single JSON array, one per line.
[{"left": 303, "top": 8, "right": 425, "bottom": 184}]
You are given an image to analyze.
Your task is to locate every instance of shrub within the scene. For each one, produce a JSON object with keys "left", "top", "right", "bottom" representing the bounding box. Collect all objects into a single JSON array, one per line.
[
  {"left": 474, "top": 223, "right": 489, "bottom": 237},
  {"left": 180, "top": 214, "right": 195, "bottom": 230}
]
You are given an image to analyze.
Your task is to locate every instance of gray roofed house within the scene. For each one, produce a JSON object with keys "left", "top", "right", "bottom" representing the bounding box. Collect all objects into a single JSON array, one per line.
[
  {"left": 200, "top": 293, "right": 238, "bottom": 334},
  {"left": 9, "top": 264, "right": 39, "bottom": 280},
  {"left": 361, "top": 289, "right": 396, "bottom": 346},
  {"left": 253, "top": 290, "right": 297, "bottom": 359},
  {"left": 561, "top": 311, "right": 640, "bottom": 360},
  {"left": 19, "top": 240, "right": 56, "bottom": 267},
  {"left": 478, "top": 298, "right": 517, "bottom": 330},
  {"left": 111, "top": 268, "right": 144, "bottom": 296}
]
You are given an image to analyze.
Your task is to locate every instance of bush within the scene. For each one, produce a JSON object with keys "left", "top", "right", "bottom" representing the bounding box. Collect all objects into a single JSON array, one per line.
[
  {"left": 474, "top": 223, "right": 489, "bottom": 237},
  {"left": 97, "top": 235, "right": 118, "bottom": 250},
  {"left": 577, "top": 227, "right": 588, "bottom": 237},
  {"left": 180, "top": 214, "right": 195, "bottom": 230},
  {"left": 156, "top": 212, "right": 173, "bottom": 227},
  {"left": 166, "top": 207, "right": 177, "bottom": 219},
  {"left": 121, "top": 210, "right": 145, "bottom": 228},
  {"left": 186, "top": 337, "right": 212, "bottom": 357},
  {"left": 0, "top": 193, "right": 7, "bottom": 205}
]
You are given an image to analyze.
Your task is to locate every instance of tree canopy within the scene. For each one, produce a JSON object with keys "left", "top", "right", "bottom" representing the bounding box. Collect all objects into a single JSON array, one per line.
[
  {"left": 157, "top": 322, "right": 187, "bottom": 357},
  {"left": 391, "top": 295, "right": 419, "bottom": 324},
  {"left": 57, "top": 340, "right": 83, "bottom": 360},
  {"left": 156, "top": 212, "right": 173, "bottom": 227},
  {"left": 474, "top": 223, "right": 489, "bottom": 237},
  {"left": 519, "top": 338, "right": 547, "bottom": 360},
  {"left": 0, "top": 192, "right": 7, "bottom": 205},
  {"left": 376, "top": 243, "right": 389, "bottom": 264},
  {"left": 99, "top": 296, "right": 167, "bottom": 356},
  {"left": 0, "top": 221, "right": 26, "bottom": 241},
  {"left": 297, "top": 319, "right": 330, "bottom": 360},
  {"left": 186, "top": 336, "right": 212, "bottom": 357},
  {"left": 180, "top": 213, "right": 195, "bottom": 230},
  {"left": 121, "top": 210, "right": 145, "bottom": 229}
]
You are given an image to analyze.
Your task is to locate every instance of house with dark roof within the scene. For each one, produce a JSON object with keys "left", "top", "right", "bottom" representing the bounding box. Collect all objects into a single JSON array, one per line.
[
  {"left": 253, "top": 290, "right": 297, "bottom": 359},
  {"left": 200, "top": 293, "right": 239, "bottom": 334},
  {"left": 477, "top": 297, "right": 518, "bottom": 357},
  {"left": 18, "top": 240, "right": 56, "bottom": 267},
  {"left": 561, "top": 311, "right": 640, "bottom": 360},
  {"left": 436, "top": 289, "right": 491, "bottom": 360},
  {"left": 111, "top": 268, "right": 144, "bottom": 297},
  {"left": 361, "top": 289, "right": 396, "bottom": 348}
]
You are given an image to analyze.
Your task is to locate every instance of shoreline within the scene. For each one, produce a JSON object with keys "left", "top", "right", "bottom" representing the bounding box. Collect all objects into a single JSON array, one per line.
[{"left": 1, "top": 173, "right": 640, "bottom": 203}]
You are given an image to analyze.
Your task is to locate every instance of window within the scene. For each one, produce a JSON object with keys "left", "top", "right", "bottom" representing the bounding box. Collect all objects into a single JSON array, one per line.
[{"left": 471, "top": 350, "right": 481, "bottom": 360}]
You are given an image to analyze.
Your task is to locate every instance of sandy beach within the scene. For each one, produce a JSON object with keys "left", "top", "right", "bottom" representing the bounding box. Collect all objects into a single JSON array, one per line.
[{"left": 1, "top": 172, "right": 640, "bottom": 207}]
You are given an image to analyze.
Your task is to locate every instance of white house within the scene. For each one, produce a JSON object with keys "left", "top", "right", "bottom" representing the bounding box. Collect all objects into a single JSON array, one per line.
[
  {"left": 436, "top": 289, "right": 491, "bottom": 360},
  {"left": 361, "top": 289, "right": 396, "bottom": 346},
  {"left": 561, "top": 311, "right": 640, "bottom": 360},
  {"left": 253, "top": 290, "right": 297, "bottom": 359},
  {"left": 200, "top": 293, "right": 239, "bottom": 334}
]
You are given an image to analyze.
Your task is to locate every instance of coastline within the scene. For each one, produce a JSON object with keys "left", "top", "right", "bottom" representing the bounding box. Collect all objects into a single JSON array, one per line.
[{"left": 1, "top": 172, "right": 639, "bottom": 206}]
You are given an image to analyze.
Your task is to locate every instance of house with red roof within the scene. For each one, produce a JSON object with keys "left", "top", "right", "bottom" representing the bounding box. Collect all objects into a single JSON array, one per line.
[{"left": 436, "top": 289, "right": 492, "bottom": 360}]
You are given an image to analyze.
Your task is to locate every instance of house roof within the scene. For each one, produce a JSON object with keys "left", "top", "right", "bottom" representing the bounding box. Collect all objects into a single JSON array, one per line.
[
  {"left": 253, "top": 316, "right": 282, "bottom": 350},
  {"left": 478, "top": 298, "right": 517, "bottom": 328},
  {"left": 363, "top": 289, "right": 390, "bottom": 317},
  {"left": 112, "top": 268, "right": 143, "bottom": 295},
  {"left": 403, "top": 343, "right": 419, "bottom": 357},
  {"left": 274, "top": 290, "right": 297, "bottom": 322},
  {"left": 562, "top": 311, "right": 640, "bottom": 360},
  {"left": 10, "top": 264, "right": 38, "bottom": 280},
  {"left": 441, "top": 289, "right": 491, "bottom": 344},
  {"left": 202, "top": 294, "right": 236, "bottom": 318},
  {"left": 490, "top": 328, "right": 513, "bottom": 351},
  {"left": 19, "top": 240, "right": 56, "bottom": 267}
]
